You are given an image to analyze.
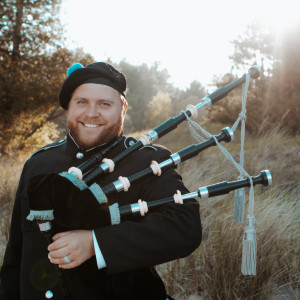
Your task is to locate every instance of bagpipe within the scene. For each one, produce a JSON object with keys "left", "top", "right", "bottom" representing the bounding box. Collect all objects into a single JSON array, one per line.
[
  {"left": 27, "top": 65, "right": 263, "bottom": 230},
  {"left": 27, "top": 66, "right": 270, "bottom": 298},
  {"left": 64, "top": 66, "right": 261, "bottom": 185}
]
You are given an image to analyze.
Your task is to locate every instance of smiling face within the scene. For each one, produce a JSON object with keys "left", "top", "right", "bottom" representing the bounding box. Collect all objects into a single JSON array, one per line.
[{"left": 67, "top": 83, "right": 127, "bottom": 150}]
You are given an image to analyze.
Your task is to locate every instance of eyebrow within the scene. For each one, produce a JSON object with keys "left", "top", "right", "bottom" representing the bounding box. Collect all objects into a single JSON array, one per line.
[{"left": 72, "top": 96, "right": 114, "bottom": 102}]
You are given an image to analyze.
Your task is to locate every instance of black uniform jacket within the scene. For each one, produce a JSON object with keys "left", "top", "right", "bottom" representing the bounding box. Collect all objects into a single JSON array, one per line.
[{"left": 0, "top": 134, "right": 202, "bottom": 300}]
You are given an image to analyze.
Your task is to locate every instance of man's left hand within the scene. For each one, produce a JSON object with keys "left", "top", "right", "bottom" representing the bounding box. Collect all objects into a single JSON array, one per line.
[{"left": 48, "top": 230, "right": 95, "bottom": 269}]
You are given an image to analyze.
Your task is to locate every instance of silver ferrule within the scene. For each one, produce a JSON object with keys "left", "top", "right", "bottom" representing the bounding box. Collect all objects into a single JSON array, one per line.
[
  {"left": 146, "top": 130, "right": 158, "bottom": 143},
  {"left": 223, "top": 127, "right": 234, "bottom": 142},
  {"left": 263, "top": 170, "right": 272, "bottom": 186},
  {"left": 158, "top": 158, "right": 173, "bottom": 169},
  {"left": 195, "top": 97, "right": 212, "bottom": 110},
  {"left": 100, "top": 162, "right": 109, "bottom": 173},
  {"left": 181, "top": 191, "right": 198, "bottom": 200},
  {"left": 170, "top": 153, "right": 181, "bottom": 165},
  {"left": 113, "top": 180, "right": 124, "bottom": 192},
  {"left": 38, "top": 221, "right": 52, "bottom": 232},
  {"left": 131, "top": 203, "right": 140, "bottom": 213},
  {"left": 199, "top": 187, "right": 209, "bottom": 199}
]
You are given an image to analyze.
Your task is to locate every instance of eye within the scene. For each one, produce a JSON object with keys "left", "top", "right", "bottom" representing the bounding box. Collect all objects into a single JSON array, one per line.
[
  {"left": 100, "top": 101, "right": 111, "bottom": 107},
  {"left": 77, "top": 99, "right": 87, "bottom": 105}
]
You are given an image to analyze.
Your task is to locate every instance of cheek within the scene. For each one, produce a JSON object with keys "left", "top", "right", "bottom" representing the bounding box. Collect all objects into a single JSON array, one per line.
[
  {"left": 67, "top": 112, "right": 75, "bottom": 125},
  {"left": 104, "top": 108, "right": 122, "bottom": 123},
  {"left": 67, "top": 108, "right": 82, "bottom": 123}
]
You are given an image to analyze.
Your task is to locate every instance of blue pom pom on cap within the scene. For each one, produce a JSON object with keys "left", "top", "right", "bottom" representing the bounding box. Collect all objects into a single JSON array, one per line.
[{"left": 67, "top": 63, "right": 84, "bottom": 77}]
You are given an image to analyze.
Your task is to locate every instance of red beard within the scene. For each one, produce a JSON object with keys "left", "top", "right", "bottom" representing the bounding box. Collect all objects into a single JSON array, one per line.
[{"left": 68, "top": 115, "right": 124, "bottom": 150}]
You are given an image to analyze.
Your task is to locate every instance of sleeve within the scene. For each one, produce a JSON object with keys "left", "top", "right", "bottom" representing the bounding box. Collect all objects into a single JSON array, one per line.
[
  {"left": 0, "top": 163, "right": 28, "bottom": 299},
  {"left": 93, "top": 147, "right": 202, "bottom": 275}
]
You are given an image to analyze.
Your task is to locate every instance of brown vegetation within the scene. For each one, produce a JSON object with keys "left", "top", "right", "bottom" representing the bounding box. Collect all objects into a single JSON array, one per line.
[
  {"left": 156, "top": 125, "right": 300, "bottom": 299},
  {"left": 1, "top": 2, "right": 299, "bottom": 298}
]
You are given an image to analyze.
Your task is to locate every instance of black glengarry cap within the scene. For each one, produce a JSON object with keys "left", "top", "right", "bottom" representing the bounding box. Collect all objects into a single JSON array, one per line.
[{"left": 59, "top": 62, "right": 126, "bottom": 110}]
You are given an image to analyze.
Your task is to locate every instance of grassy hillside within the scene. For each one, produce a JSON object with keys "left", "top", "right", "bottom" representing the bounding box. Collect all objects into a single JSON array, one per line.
[
  {"left": 0, "top": 123, "right": 299, "bottom": 299},
  {"left": 131, "top": 123, "right": 300, "bottom": 299}
]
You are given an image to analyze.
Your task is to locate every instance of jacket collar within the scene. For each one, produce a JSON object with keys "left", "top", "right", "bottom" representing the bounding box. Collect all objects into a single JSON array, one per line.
[{"left": 66, "top": 132, "right": 122, "bottom": 157}]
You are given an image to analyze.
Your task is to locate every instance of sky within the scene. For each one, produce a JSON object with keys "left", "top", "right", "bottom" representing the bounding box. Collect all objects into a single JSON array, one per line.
[{"left": 60, "top": 0, "right": 300, "bottom": 90}]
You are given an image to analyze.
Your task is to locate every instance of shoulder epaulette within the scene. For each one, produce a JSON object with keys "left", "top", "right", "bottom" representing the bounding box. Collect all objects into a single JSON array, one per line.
[{"left": 30, "top": 139, "right": 66, "bottom": 158}]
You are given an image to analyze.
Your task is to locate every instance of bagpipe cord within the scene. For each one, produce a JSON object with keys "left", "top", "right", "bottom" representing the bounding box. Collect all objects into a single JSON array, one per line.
[{"left": 183, "top": 73, "right": 257, "bottom": 275}]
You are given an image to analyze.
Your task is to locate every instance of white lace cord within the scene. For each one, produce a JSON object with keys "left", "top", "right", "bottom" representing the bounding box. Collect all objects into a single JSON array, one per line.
[
  {"left": 138, "top": 134, "right": 150, "bottom": 145},
  {"left": 182, "top": 111, "right": 210, "bottom": 143},
  {"left": 150, "top": 160, "right": 162, "bottom": 176},
  {"left": 232, "top": 74, "right": 250, "bottom": 224},
  {"left": 184, "top": 112, "right": 251, "bottom": 181},
  {"left": 184, "top": 104, "right": 256, "bottom": 275},
  {"left": 102, "top": 158, "right": 115, "bottom": 173},
  {"left": 68, "top": 167, "right": 83, "bottom": 181},
  {"left": 138, "top": 199, "right": 148, "bottom": 216},
  {"left": 186, "top": 104, "right": 198, "bottom": 119},
  {"left": 173, "top": 190, "right": 183, "bottom": 204},
  {"left": 118, "top": 176, "right": 130, "bottom": 192}
]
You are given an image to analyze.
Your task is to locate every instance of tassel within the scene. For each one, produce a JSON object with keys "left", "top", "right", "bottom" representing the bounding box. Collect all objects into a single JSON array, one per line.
[
  {"left": 241, "top": 215, "right": 257, "bottom": 275},
  {"left": 59, "top": 171, "right": 87, "bottom": 191},
  {"left": 234, "top": 188, "right": 245, "bottom": 223},
  {"left": 109, "top": 203, "right": 120, "bottom": 225}
]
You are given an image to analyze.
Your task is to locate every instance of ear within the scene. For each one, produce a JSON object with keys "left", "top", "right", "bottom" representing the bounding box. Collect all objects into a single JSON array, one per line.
[{"left": 122, "top": 103, "right": 127, "bottom": 118}]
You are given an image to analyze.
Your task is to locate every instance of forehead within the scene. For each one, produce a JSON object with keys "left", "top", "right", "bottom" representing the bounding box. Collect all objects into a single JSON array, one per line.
[{"left": 71, "top": 83, "right": 122, "bottom": 102}]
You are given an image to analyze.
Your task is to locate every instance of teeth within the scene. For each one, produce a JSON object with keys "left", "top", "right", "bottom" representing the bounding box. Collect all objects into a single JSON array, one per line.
[{"left": 84, "top": 123, "right": 100, "bottom": 128}]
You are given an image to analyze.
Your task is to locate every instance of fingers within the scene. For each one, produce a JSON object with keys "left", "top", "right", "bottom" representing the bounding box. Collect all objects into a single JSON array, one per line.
[
  {"left": 49, "top": 246, "right": 69, "bottom": 260},
  {"left": 48, "top": 230, "right": 94, "bottom": 269},
  {"left": 48, "top": 253, "right": 78, "bottom": 269},
  {"left": 48, "top": 231, "right": 71, "bottom": 252},
  {"left": 49, "top": 253, "right": 70, "bottom": 265},
  {"left": 52, "top": 231, "right": 70, "bottom": 241}
]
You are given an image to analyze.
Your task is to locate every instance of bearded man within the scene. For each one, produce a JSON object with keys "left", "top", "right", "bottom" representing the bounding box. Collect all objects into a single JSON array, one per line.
[{"left": 0, "top": 62, "right": 201, "bottom": 300}]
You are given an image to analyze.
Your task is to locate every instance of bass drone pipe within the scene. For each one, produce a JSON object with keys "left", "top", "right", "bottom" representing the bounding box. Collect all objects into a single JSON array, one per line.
[
  {"left": 110, "top": 170, "right": 272, "bottom": 224},
  {"left": 27, "top": 127, "right": 233, "bottom": 233},
  {"left": 27, "top": 170, "right": 272, "bottom": 232},
  {"left": 67, "top": 66, "right": 261, "bottom": 184},
  {"left": 89, "top": 127, "right": 234, "bottom": 204}
]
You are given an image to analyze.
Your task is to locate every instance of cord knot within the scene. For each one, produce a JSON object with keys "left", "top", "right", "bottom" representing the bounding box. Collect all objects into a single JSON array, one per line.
[{"left": 239, "top": 112, "right": 246, "bottom": 121}]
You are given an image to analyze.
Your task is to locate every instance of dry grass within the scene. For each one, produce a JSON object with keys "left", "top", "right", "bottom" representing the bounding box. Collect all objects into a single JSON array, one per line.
[
  {"left": 0, "top": 125, "right": 299, "bottom": 299},
  {"left": 156, "top": 124, "right": 300, "bottom": 299},
  {"left": 158, "top": 189, "right": 299, "bottom": 299},
  {"left": 0, "top": 154, "right": 26, "bottom": 262}
]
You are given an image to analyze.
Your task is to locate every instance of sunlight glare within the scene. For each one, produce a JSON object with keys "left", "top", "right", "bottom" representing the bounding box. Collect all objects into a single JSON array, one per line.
[{"left": 60, "top": 0, "right": 300, "bottom": 89}]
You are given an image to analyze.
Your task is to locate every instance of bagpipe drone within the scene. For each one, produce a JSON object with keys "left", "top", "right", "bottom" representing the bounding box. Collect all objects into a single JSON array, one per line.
[{"left": 27, "top": 66, "right": 271, "bottom": 298}]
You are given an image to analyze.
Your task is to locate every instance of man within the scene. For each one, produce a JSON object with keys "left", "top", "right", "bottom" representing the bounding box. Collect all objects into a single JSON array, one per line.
[{"left": 0, "top": 62, "right": 201, "bottom": 299}]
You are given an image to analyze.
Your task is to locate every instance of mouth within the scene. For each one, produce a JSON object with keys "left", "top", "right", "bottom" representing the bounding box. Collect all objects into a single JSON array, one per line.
[{"left": 80, "top": 122, "right": 102, "bottom": 128}]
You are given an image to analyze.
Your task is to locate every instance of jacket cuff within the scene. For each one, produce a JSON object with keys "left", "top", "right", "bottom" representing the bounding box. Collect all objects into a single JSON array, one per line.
[{"left": 92, "top": 229, "right": 107, "bottom": 269}]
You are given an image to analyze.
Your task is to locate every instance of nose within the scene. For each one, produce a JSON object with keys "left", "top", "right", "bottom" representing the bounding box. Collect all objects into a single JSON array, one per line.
[{"left": 85, "top": 103, "right": 99, "bottom": 118}]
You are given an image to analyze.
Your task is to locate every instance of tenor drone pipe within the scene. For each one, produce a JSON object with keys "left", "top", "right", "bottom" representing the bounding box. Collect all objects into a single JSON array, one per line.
[
  {"left": 93, "top": 127, "right": 233, "bottom": 198},
  {"left": 147, "top": 66, "right": 261, "bottom": 140},
  {"left": 116, "top": 170, "right": 272, "bottom": 221},
  {"left": 79, "top": 66, "right": 261, "bottom": 184}
]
